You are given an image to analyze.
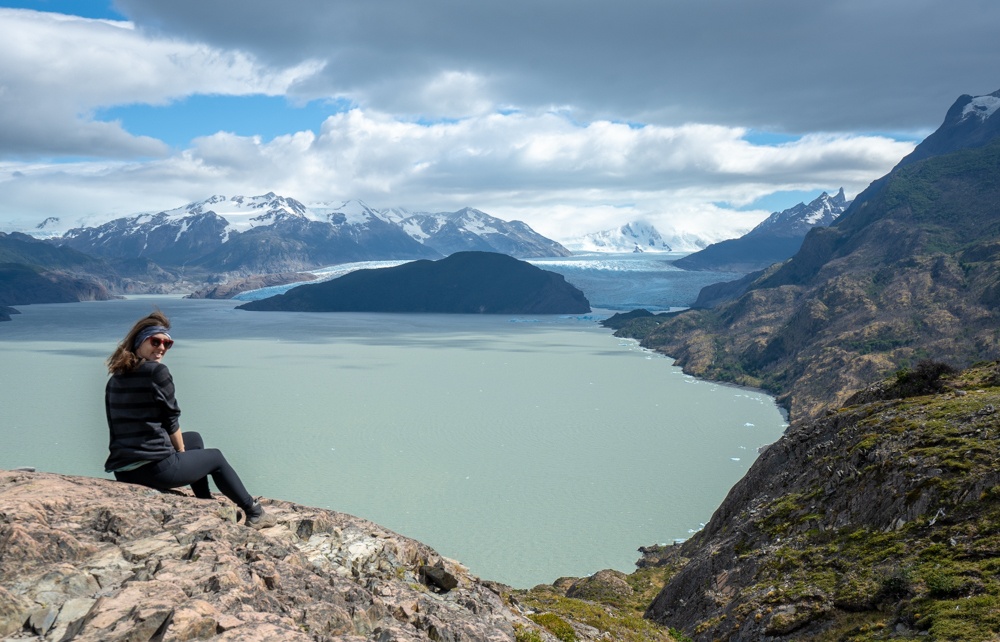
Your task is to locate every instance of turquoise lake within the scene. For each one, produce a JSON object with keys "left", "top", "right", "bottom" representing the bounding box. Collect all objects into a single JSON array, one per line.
[{"left": 0, "top": 263, "right": 786, "bottom": 587}]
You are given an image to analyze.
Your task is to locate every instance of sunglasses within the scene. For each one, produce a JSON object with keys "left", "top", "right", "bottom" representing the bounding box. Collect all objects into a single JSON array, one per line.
[{"left": 148, "top": 337, "right": 174, "bottom": 350}]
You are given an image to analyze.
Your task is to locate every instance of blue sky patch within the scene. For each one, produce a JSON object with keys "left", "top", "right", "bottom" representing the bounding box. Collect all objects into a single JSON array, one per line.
[
  {"left": 3, "top": 0, "right": 124, "bottom": 19},
  {"left": 96, "top": 95, "right": 354, "bottom": 148}
]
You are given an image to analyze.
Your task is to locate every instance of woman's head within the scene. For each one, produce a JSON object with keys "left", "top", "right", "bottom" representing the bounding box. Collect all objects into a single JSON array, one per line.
[{"left": 107, "top": 311, "right": 172, "bottom": 374}]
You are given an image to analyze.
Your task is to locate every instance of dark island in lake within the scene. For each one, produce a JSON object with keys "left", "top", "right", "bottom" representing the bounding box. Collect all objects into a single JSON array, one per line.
[{"left": 237, "top": 251, "right": 591, "bottom": 314}]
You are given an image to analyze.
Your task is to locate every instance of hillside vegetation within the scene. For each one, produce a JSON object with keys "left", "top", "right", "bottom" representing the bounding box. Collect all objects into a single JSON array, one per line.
[{"left": 641, "top": 361, "right": 1000, "bottom": 641}]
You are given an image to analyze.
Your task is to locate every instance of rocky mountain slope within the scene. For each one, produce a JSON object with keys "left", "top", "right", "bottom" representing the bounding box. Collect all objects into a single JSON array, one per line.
[
  {"left": 237, "top": 251, "right": 591, "bottom": 314},
  {"left": 643, "top": 360, "right": 1000, "bottom": 641},
  {"left": 673, "top": 189, "right": 849, "bottom": 273},
  {"left": 610, "top": 89, "right": 1000, "bottom": 421},
  {"left": 0, "top": 232, "right": 183, "bottom": 317}
]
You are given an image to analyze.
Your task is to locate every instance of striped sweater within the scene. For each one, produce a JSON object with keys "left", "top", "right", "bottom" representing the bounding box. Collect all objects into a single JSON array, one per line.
[{"left": 104, "top": 360, "right": 181, "bottom": 472}]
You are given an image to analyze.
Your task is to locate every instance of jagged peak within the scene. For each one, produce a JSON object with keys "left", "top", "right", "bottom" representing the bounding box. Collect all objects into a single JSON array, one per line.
[{"left": 747, "top": 189, "right": 849, "bottom": 237}]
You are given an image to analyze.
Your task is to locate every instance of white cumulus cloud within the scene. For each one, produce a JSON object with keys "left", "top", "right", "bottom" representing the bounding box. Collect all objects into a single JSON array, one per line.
[
  {"left": 0, "top": 108, "right": 913, "bottom": 241},
  {"left": 0, "top": 8, "right": 323, "bottom": 157}
]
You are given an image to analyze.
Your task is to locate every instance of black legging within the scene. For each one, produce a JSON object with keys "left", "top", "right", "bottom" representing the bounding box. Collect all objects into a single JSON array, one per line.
[{"left": 114, "top": 431, "right": 254, "bottom": 510}]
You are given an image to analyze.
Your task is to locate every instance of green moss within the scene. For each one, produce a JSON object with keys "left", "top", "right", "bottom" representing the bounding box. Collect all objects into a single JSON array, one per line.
[
  {"left": 920, "top": 595, "right": 1000, "bottom": 641},
  {"left": 514, "top": 569, "right": 676, "bottom": 642},
  {"left": 514, "top": 624, "right": 546, "bottom": 642},
  {"left": 528, "top": 613, "right": 576, "bottom": 642},
  {"left": 851, "top": 433, "right": 881, "bottom": 452}
]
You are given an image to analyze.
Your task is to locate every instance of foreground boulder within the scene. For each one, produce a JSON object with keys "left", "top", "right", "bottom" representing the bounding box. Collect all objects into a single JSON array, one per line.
[{"left": 0, "top": 471, "right": 539, "bottom": 641}]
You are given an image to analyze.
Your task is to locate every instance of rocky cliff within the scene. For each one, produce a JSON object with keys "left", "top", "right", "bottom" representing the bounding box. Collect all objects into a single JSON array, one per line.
[{"left": 643, "top": 361, "right": 1000, "bottom": 641}]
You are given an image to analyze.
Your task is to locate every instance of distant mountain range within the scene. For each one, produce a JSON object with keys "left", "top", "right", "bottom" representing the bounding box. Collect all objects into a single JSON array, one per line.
[
  {"left": 0, "top": 198, "right": 579, "bottom": 316},
  {"left": 673, "top": 189, "right": 850, "bottom": 272},
  {"left": 57, "top": 195, "right": 570, "bottom": 276}
]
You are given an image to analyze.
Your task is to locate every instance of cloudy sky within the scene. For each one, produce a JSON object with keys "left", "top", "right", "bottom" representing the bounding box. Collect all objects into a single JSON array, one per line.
[{"left": 0, "top": 0, "right": 997, "bottom": 243}]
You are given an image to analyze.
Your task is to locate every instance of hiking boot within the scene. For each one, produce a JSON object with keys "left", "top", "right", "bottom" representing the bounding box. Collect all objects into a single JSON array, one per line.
[{"left": 246, "top": 501, "right": 278, "bottom": 529}]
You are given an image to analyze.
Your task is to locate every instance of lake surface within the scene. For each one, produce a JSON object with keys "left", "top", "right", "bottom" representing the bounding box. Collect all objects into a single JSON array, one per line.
[{"left": 0, "top": 256, "right": 784, "bottom": 588}]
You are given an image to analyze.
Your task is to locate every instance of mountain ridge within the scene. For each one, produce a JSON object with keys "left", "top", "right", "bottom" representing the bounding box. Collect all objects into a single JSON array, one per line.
[
  {"left": 673, "top": 189, "right": 850, "bottom": 273},
  {"left": 609, "top": 88, "right": 1000, "bottom": 421},
  {"left": 57, "top": 195, "right": 571, "bottom": 273}
]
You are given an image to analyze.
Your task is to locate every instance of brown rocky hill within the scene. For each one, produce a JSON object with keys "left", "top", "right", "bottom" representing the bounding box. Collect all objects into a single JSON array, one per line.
[
  {"left": 611, "top": 90, "right": 1000, "bottom": 421},
  {"left": 644, "top": 361, "right": 1000, "bottom": 641}
]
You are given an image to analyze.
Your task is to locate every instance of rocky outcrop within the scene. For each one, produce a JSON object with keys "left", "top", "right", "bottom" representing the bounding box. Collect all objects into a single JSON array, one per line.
[{"left": 0, "top": 470, "right": 545, "bottom": 641}]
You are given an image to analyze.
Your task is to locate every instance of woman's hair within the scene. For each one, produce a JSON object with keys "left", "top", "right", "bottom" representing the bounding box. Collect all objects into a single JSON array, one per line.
[{"left": 107, "top": 311, "right": 171, "bottom": 375}]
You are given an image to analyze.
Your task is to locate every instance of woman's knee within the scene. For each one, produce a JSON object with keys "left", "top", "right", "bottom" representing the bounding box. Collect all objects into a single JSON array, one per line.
[
  {"left": 183, "top": 431, "right": 205, "bottom": 450},
  {"left": 198, "top": 448, "right": 232, "bottom": 471}
]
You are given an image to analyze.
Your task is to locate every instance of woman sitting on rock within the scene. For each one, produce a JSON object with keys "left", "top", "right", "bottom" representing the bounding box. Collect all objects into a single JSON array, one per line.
[{"left": 104, "top": 311, "right": 276, "bottom": 528}]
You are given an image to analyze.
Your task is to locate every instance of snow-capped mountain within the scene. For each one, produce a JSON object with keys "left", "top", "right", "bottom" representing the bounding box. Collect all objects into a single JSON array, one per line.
[
  {"left": 35, "top": 217, "right": 61, "bottom": 232},
  {"left": 744, "top": 188, "right": 848, "bottom": 239},
  {"left": 396, "top": 207, "right": 571, "bottom": 258},
  {"left": 564, "top": 221, "right": 673, "bottom": 253},
  {"left": 673, "top": 189, "right": 851, "bottom": 273},
  {"left": 896, "top": 89, "right": 1000, "bottom": 167},
  {"left": 56, "top": 194, "right": 569, "bottom": 275},
  {"left": 310, "top": 199, "right": 392, "bottom": 227},
  {"left": 59, "top": 193, "right": 436, "bottom": 274}
]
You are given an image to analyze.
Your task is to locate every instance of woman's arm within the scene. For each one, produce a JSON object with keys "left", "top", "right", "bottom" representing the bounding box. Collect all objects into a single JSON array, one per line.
[{"left": 170, "top": 429, "right": 185, "bottom": 453}]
